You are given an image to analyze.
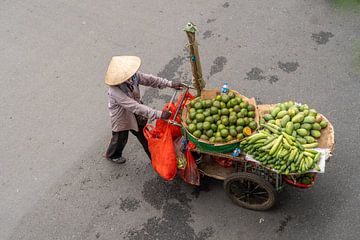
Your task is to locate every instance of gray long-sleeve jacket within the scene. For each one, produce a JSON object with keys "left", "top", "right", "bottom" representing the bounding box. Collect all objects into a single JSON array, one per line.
[{"left": 107, "top": 72, "right": 172, "bottom": 132}]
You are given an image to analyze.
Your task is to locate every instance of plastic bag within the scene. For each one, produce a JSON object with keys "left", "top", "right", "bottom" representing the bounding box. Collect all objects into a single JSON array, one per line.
[
  {"left": 155, "top": 102, "right": 182, "bottom": 138},
  {"left": 144, "top": 124, "right": 177, "bottom": 181},
  {"left": 178, "top": 150, "right": 200, "bottom": 186},
  {"left": 175, "top": 91, "right": 195, "bottom": 110},
  {"left": 178, "top": 141, "right": 200, "bottom": 186},
  {"left": 173, "top": 137, "right": 186, "bottom": 169},
  {"left": 156, "top": 92, "right": 194, "bottom": 138},
  {"left": 145, "top": 91, "right": 195, "bottom": 181}
]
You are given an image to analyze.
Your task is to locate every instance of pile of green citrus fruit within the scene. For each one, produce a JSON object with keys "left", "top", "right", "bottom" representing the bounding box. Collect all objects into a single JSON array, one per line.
[{"left": 185, "top": 91, "right": 258, "bottom": 144}]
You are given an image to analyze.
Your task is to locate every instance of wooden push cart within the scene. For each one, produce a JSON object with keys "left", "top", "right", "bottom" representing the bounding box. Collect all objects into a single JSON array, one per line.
[{"left": 165, "top": 23, "right": 334, "bottom": 211}]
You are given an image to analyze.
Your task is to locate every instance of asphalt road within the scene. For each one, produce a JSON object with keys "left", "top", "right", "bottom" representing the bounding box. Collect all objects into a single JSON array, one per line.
[{"left": 1, "top": 0, "right": 359, "bottom": 239}]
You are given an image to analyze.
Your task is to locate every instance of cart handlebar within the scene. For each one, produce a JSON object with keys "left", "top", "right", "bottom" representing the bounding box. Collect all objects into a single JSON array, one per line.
[
  {"left": 163, "top": 81, "right": 195, "bottom": 128},
  {"left": 181, "top": 82, "right": 196, "bottom": 90},
  {"left": 165, "top": 119, "right": 183, "bottom": 128}
]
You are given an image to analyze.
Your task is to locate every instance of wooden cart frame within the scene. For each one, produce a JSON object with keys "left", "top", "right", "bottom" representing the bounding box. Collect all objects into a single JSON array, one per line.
[
  {"left": 164, "top": 23, "right": 333, "bottom": 211},
  {"left": 169, "top": 83, "right": 283, "bottom": 211}
]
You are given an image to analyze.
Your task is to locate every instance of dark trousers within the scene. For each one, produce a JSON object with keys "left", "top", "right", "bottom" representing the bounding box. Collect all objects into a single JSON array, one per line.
[{"left": 105, "top": 125, "right": 151, "bottom": 160}]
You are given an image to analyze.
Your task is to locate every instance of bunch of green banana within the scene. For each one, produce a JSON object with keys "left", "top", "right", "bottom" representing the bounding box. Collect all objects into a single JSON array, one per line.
[
  {"left": 177, "top": 155, "right": 187, "bottom": 169},
  {"left": 239, "top": 123, "right": 322, "bottom": 175}
]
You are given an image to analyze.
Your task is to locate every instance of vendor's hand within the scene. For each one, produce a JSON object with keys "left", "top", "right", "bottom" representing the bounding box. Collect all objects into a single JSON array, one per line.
[
  {"left": 161, "top": 110, "right": 172, "bottom": 120},
  {"left": 171, "top": 80, "right": 182, "bottom": 90}
]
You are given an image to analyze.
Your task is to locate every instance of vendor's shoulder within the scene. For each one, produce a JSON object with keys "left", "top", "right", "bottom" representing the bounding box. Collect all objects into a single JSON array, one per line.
[
  {"left": 108, "top": 85, "right": 117, "bottom": 91},
  {"left": 108, "top": 85, "right": 122, "bottom": 95}
]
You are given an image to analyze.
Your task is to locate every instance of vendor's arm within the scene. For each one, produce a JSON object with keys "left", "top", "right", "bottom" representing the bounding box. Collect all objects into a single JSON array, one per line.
[
  {"left": 137, "top": 72, "right": 173, "bottom": 89},
  {"left": 110, "top": 87, "right": 162, "bottom": 120}
]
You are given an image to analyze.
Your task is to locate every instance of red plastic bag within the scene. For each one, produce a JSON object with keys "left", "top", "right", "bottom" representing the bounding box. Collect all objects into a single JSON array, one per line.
[
  {"left": 144, "top": 124, "right": 177, "bottom": 181},
  {"left": 178, "top": 150, "right": 200, "bottom": 186},
  {"left": 175, "top": 91, "right": 195, "bottom": 110},
  {"left": 156, "top": 102, "right": 182, "bottom": 138},
  {"left": 178, "top": 142, "right": 200, "bottom": 186},
  {"left": 155, "top": 91, "right": 194, "bottom": 138}
]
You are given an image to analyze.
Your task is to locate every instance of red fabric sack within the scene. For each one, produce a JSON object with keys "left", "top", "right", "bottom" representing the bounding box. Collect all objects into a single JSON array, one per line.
[{"left": 144, "top": 124, "right": 177, "bottom": 180}]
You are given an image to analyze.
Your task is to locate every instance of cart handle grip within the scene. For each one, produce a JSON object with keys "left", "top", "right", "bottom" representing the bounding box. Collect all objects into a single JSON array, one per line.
[
  {"left": 165, "top": 120, "right": 183, "bottom": 128},
  {"left": 181, "top": 82, "right": 196, "bottom": 89}
]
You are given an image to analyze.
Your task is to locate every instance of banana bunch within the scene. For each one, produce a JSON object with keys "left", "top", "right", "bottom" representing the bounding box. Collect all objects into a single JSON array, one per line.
[
  {"left": 239, "top": 123, "right": 321, "bottom": 175},
  {"left": 177, "top": 155, "right": 187, "bottom": 169}
]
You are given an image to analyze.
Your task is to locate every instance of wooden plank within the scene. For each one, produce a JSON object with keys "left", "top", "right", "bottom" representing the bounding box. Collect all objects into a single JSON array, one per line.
[
  {"left": 198, "top": 157, "right": 236, "bottom": 180},
  {"left": 191, "top": 148, "right": 245, "bottom": 162}
]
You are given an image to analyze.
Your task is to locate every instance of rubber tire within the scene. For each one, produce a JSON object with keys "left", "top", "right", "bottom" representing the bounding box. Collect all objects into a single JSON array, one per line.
[{"left": 224, "top": 172, "right": 276, "bottom": 211}]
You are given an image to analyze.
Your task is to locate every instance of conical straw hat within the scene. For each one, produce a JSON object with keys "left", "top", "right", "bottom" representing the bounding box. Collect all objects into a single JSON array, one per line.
[{"left": 104, "top": 56, "right": 141, "bottom": 86}]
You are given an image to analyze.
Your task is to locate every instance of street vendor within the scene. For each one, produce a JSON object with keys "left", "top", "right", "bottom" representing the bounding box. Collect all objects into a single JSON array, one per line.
[{"left": 104, "top": 56, "right": 182, "bottom": 164}]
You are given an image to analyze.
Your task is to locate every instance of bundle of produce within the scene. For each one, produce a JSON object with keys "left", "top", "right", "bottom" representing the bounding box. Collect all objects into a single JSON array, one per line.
[
  {"left": 239, "top": 123, "right": 322, "bottom": 174},
  {"left": 183, "top": 90, "right": 258, "bottom": 144},
  {"left": 259, "top": 101, "right": 328, "bottom": 147},
  {"left": 283, "top": 173, "right": 316, "bottom": 188},
  {"left": 177, "top": 155, "right": 187, "bottom": 169}
]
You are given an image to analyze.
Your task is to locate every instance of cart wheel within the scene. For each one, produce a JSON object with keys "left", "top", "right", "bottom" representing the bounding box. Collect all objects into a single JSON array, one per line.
[{"left": 224, "top": 172, "right": 276, "bottom": 211}]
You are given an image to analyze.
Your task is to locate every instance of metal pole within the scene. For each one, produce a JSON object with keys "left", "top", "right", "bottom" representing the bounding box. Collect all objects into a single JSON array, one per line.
[
  {"left": 167, "top": 90, "right": 177, "bottom": 111},
  {"left": 173, "top": 88, "right": 189, "bottom": 120}
]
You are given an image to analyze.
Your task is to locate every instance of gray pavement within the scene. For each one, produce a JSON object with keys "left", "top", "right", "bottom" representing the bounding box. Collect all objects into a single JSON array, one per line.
[{"left": 0, "top": 0, "right": 360, "bottom": 239}]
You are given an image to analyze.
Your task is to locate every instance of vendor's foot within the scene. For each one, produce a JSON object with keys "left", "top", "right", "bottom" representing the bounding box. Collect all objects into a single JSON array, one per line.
[{"left": 107, "top": 157, "right": 126, "bottom": 164}]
